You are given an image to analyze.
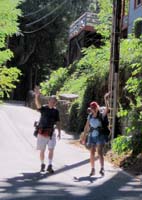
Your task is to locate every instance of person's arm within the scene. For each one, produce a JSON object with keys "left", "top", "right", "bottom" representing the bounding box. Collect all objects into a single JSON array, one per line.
[
  {"left": 34, "top": 87, "right": 42, "bottom": 109},
  {"left": 80, "top": 120, "right": 90, "bottom": 144},
  {"left": 56, "top": 121, "right": 61, "bottom": 139},
  {"left": 103, "top": 92, "right": 110, "bottom": 116},
  {"left": 55, "top": 109, "right": 61, "bottom": 139},
  {"left": 83, "top": 120, "right": 90, "bottom": 135}
]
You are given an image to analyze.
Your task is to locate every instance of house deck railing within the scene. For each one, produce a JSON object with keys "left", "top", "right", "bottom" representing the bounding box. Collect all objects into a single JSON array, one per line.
[{"left": 69, "top": 12, "right": 99, "bottom": 39}]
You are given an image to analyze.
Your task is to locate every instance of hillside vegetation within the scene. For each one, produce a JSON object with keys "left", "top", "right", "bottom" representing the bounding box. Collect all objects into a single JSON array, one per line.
[{"left": 40, "top": 0, "right": 142, "bottom": 158}]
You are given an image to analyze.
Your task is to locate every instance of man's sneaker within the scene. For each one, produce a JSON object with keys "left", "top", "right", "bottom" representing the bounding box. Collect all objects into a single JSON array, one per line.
[
  {"left": 47, "top": 164, "right": 54, "bottom": 174},
  {"left": 89, "top": 168, "right": 95, "bottom": 176},
  {"left": 40, "top": 163, "right": 45, "bottom": 172},
  {"left": 99, "top": 168, "right": 104, "bottom": 176}
]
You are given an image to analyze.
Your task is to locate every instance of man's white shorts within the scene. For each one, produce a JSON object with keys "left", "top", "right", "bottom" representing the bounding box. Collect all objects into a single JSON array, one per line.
[{"left": 37, "top": 133, "right": 56, "bottom": 151}]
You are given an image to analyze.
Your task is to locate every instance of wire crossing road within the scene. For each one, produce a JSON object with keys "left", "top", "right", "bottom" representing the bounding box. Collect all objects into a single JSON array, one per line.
[{"left": 0, "top": 104, "right": 142, "bottom": 200}]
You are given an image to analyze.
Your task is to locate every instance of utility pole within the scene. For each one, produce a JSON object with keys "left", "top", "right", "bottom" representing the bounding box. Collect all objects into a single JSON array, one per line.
[{"left": 109, "top": 0, "right": 122, "bottom": 140}]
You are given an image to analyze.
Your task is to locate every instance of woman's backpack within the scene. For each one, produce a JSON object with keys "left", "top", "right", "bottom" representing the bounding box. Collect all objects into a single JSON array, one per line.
[{"left": 99, "top": 113, "right": 110, "bottom": 142}]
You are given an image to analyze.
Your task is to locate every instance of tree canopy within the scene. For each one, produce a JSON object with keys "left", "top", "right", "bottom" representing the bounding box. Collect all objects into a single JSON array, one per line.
[
  {"left": 0, "top": 0, "right": 21, "bottom": 99},
  {"left": 8, "top": 0, "right": 98, "bottom": 99}
]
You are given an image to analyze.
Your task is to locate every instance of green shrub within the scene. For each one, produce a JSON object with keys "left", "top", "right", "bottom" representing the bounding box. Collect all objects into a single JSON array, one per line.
[
  {"left": 60, "top": 73, "right": 87, "bottom": 101},
  {"left": 131, "top": 133, "right": 142, "bottom": 155},
  {"left": 40, "top": 67, "right": 68, "bottom": 95},
  {"left": 133, "top": 18, "right": 142, "bottom": 38},
  {"left": 68, "top": 101, "right": 80, "bottom": 132},
  {"left": 112, "top": 135, "right": 132, "bottom": 155},
  {"left": 119, "top": 38, "right": 142, "bottom": 149}
]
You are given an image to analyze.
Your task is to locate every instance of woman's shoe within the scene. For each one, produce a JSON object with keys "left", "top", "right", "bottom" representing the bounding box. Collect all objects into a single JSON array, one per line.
[{"left": 89, "top": 168, "right": 95, "bottom": 176}]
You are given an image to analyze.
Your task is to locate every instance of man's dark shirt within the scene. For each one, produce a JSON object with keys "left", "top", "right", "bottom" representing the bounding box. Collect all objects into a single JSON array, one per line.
[{"left": 38, "top": 105, "right": 60, "bottom": 129}]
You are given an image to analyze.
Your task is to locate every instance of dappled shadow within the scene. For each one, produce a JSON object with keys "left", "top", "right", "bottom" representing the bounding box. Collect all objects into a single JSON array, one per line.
[
  {"left": 0, "top": 167, "right": 142, "bottom": 200},
  {"left": 53, "top": 158, "right": 90, "bottom": 175},
  {"left": 0, "top": 159, "right": 90, "bottom": 197}
]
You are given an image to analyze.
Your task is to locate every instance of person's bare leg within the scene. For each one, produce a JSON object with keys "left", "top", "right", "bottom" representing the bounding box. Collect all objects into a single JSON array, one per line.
[
  {"left": 89, "top": 147, "right": 96, "bottom": 176},
  {"left": 48, "top": 148, "right": 54, "bottom": 164},
  {"left": 97, "top": 144, "right": 104, "bottom": 175},
  {"left": 40, "top": 150, "right": 45, "bottom": 162}
]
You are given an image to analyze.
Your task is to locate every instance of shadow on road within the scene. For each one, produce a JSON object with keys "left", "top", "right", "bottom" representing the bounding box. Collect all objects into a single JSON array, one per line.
[
  {"left": 73, "top": 175, "right": 102, "bottom": 183},
  {"left": 0, "top": 162, "right": 142, "bottom": 200}
]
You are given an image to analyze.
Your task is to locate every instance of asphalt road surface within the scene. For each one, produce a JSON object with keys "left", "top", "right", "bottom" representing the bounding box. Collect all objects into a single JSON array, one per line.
[{"left": 0, "top": 103, "right": 142, "bottom": 200}]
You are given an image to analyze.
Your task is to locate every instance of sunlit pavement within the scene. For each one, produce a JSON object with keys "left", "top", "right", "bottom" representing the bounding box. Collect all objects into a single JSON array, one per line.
[{"left": 0, "top": 104, "right": 142, "bottom": 200}]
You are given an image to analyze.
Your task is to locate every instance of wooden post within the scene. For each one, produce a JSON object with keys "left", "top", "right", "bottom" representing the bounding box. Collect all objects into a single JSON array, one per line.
[{"left": 110, "top": 0, "right": 122, "bottom": 140}]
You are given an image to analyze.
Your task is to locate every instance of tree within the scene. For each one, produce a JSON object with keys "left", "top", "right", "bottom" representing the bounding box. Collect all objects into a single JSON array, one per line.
[
  {"left": 0, "top": 0, "right": 21, "bottom": 99},
  {"left": 8, "top": 0, "right": 96, "bottom": 100}
]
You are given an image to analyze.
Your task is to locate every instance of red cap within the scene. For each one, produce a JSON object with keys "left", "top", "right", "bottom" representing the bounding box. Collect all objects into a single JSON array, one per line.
[{"left": 90, "top": 101, "right": 99, "bottom": 109}]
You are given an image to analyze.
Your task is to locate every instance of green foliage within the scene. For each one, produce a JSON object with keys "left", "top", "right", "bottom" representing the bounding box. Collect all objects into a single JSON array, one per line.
[
  {"left": 60, "top": 73, "right": 87, "bottom": 101},
  {"left": 133, "top": 18, "right": 142, "bottom": 38},
  {"left": 78, "top": 43, "right": 110, "bottom": 77},
  {"left": 0, "top": 0, "right": 22, "bottom": 99},
  {"left": 0, "top": 0, "right": 21, "bottom": 38},
  {"left": 0, "top": 67, "right": 21, "bottom": 98},
  {"left": 40, "top": 67, "right": 68, "bottom": 95},
  {"left": 68, "top": 101, "right": 80, "bottom": 132},
  {"left": 118, "top": 107, "right": 128, "bottom": 118},
  {"left": 119, "top": 37, "right": 142, "bottom": 135},
  {"left": 37, "top": 0, "right": 142, "bottom": 155},
  {"left": 95, "top": 0, "right": 113, "bottom": 38},
  {"left": 120, "top": 37, "right": 142, "bottom": 66},
  {"left": 124, "top": 0, "right": 129, "bottom": 15},
  {"left": 112, "top": 135, "right": 132, "bottom": 155},
  {"left": 17, "top": 0, "right": 93, "bottom": 78},
  {"left": 60, "top": 44, "right": 110, "bottom": 132},
  {"left": 88, "top": 0, "right": 98, "bottom": 12},
  {"left": 0, "top": 50, "right": 13, "bottom": 65},
  {"left": 131, "top": 133, "right": 142, "bottom": 155},
  {"left": 116, "top": 37, "right": 142, "bottom": 155},
  {"left": 40, "top": 41, "right": 110, "bottom": 132}
]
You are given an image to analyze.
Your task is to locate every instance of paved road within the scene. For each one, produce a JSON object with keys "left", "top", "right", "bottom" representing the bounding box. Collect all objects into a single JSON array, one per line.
[{"left": 0, "top": 104, "right": 142, "bottom": 200}]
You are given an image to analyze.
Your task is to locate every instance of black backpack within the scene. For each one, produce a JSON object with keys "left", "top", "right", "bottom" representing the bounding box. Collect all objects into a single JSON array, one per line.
[
  {"left": 98, "top": 113, "right": 110, "bottom": 142},
  {"left": 88, "top": 112, "right": 110, "bottom": 142}
]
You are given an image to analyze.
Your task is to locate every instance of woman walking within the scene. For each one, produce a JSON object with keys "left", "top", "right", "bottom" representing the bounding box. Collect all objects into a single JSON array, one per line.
[{"left": 82, "top": 93, "right": 110, "bottom": 176}]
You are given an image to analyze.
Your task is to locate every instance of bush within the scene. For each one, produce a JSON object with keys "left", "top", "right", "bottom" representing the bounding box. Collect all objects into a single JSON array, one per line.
[
  {"left": 133, "top": 18, "right": 142, "bottom": 38},
  {"left": 68, "top": 101, "right": 80, "bottom": 132},
  {"left": 112, "top": 135, "right": 132, "bottom": 155},
  {"left": 40, "top": 67, "right": 68, "bottom": 95},
  {"left": 59, "top": 45, "right": 110, "bottom": 133},
  {"left": 131, "top": 133, "right": 142, "bottom": 155},
  {"left": 60, "top": 73, "right": 87, "bottom": 101}
]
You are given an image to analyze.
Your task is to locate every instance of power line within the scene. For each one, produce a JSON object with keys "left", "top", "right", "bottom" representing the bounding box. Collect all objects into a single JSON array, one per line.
[
  {"left": 23, "top": 13, "right": 61, "bottom": 34},
  {"left": 26, "top": 0, "right": 67, "bottom": 28},
  {"left": 24, "top": 4, "right": 48, "bottom": 18},
  {"left": 23, "top": 0, "right": 57, "bottom": 18}
]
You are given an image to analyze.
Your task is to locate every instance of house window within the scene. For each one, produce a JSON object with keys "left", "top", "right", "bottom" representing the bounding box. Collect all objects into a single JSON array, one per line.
[{"left": 134, "top": 0, "right": 142, "bottom": 8}]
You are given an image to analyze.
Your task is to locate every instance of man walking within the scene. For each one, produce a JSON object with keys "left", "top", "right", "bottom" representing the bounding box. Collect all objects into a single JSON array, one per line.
[{"left": 34, "top": 87, "right": 61, "bottom": 173}]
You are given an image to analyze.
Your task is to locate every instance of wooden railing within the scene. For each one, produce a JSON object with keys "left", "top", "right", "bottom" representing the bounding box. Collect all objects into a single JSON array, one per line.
[{"left": 69, "top": 12, "right": 99, "bottom": 39}]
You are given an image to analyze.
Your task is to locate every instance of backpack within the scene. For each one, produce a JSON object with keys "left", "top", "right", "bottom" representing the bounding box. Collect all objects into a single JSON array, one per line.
[
  {"left": 98, "top": 113, "right": 110, "bottom": 142},
  {"left": 88, "top": 112, "right": 110, "bottom": 142}
]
